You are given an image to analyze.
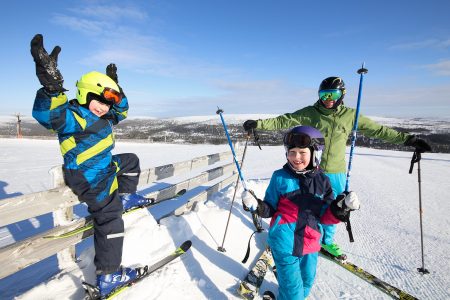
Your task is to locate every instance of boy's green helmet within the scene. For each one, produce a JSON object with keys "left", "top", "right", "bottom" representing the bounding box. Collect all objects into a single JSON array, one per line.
[{"left": 76, "top": 71, "right": 121, "bottom": 105}]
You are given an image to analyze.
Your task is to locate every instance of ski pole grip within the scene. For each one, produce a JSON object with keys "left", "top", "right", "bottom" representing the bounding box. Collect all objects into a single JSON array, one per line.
[
  {"left": 409, "top": 151, "right": 421, "bottom": 174},
  {"left": 346, "top": 216, "right": 355, "bottom": 243}
]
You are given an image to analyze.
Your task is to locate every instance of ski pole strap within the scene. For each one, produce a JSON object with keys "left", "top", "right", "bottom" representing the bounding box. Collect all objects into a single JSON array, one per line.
[
  {"left": 242, "top": 230, "right": 258, "bottom": 264},
  {"left": 252, "top": 212, "right": 263, "bottom": 232},
  {"left": 251, "top": 128, "right": 262, "bottom": 150},
  {"left": 409, "top": 151, "right": 421, "bottom": 174},
  {"left": 345, "top": 213, "right": 355, "bottom": 243},
  {"left": 247, "top": 190, "right": 264, "bottom": 232}
]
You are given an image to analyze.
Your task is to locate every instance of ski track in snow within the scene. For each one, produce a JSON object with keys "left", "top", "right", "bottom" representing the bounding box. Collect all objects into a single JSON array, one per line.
[{"left": 0, "top": 138, "right": 449, "bottom": 299}]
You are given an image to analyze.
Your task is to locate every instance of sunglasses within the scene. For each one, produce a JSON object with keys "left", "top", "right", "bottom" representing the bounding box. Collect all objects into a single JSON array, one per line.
[
  {"left": 319, "top": 89, "right": 342, "bottom": 101},
  {"left": 77, "top": 81, "right": 123, "bottom": 104}
]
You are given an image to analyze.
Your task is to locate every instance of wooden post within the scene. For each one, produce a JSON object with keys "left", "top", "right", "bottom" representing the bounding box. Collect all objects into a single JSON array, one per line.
[
  {"left": 14, "top": 113, "right": 23, "bottom": 138},
  {"left": 49, "top": 165, "right": 76, "bottom": 268}
]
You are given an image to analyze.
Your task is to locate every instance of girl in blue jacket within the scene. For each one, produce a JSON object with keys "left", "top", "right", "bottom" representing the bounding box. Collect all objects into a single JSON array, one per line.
[{"left": 242, "top": 125, "right": 360, "bottom": 300}]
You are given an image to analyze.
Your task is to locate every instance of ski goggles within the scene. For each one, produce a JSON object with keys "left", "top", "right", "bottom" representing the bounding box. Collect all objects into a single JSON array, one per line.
[
  {"left": 284, "top": 132, "right": 323, "bottom": 148},
  {"left": 77, "top": 81, "right": 123, "bottom": 104},
  {"left": 101, "top": 87, "right": 122, "bottom": 104},
  {"left": 319, "top": 89, "right": 342, "bottom": 101}
]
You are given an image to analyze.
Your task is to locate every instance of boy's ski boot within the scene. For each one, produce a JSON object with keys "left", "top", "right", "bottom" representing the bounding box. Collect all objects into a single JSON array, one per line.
[
  {"left": 120, "top": 193, "right": 151, "bottom": 211},
  {"left": 96, "top": 267, "right": 138, "bottom": 297},
  {"left": 321, "top": 243, "right": 347, "bottom": 261},
  {"left": 263, "top": 290, "right": 276, "bottom": 300}
]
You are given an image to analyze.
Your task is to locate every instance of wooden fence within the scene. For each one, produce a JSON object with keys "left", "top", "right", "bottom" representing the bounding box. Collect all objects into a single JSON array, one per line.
[{"left": 0, "top": 150, "right": 241, "bottom": 280}]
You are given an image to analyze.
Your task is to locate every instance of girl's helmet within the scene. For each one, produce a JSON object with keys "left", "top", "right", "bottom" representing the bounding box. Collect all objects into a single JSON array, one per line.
[
  {"left": 283, "top": 126, "right": 325, "bottom": 169},
  {"left": 75, "top": 71, "right": 122, "bottom": 107},
  {"left": 318, "top": 76, "right": 346, "bottom": 108}
]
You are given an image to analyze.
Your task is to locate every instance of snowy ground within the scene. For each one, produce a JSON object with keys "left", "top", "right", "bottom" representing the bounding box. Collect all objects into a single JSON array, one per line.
[{"left": 0, "top": 138, "right": 449, "bottom": 299}]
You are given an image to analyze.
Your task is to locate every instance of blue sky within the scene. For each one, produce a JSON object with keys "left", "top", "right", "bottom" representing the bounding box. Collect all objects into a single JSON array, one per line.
[{"left": 1, "top": 0, "right": 449, "bottom": 118}]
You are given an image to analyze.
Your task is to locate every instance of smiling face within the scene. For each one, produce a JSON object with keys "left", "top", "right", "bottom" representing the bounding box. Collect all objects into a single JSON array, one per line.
[
  {"left": 321, "top": 99, "right": 336, "bottom": 109},
  {"left": 287, "top": 147, "right": 311, "bottom": 171},
  {"left": 88, "top": 99, "right": 111, "bottom": 117}
]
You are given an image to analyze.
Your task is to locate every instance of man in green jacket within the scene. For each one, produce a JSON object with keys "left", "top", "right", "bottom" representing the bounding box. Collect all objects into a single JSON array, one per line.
[{"left": 243, "top": 76, "right": 431, "bottom": 258}]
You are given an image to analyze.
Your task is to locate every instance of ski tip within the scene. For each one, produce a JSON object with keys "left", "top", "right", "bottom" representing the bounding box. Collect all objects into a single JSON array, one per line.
[{"left": 180, "top": 240, "right": 192, "bottom": 252}]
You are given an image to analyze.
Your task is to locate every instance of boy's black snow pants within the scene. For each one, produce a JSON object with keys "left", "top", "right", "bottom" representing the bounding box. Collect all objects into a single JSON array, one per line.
[{"left": 63, "top": 153, "right": 141, "bottom": 274}]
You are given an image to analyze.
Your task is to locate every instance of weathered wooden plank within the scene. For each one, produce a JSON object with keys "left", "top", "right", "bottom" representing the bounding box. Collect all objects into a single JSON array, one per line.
[
  {"left": 138, "top": 150, "right": 237, "bottom": 186},
  {"left": 0, "top": 218, "right": 91, "bottom": 279},
  {"left": 0, "top": 187, "right": 79, "bottom": 228},
  {"left": 173, "top": 172, "right": 238, "bottom": 216}
]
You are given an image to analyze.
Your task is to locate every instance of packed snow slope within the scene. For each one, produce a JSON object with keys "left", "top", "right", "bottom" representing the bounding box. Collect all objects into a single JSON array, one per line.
[{"left": 0, "top": 138, "right": 449, "bottom": 299}]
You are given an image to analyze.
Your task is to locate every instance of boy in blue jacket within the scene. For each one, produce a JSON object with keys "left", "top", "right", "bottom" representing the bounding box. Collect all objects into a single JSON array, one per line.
[
  {"left": 30, "top": 34, "right": 150, "bottom": 297},
  {"left": 242, "top": 125, "right": 360, "bottom": 300}
]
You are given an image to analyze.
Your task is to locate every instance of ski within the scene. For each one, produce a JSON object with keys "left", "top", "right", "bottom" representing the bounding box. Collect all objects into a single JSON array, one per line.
[
  {"left": 82, "top": 240, "right": 192, "bottom": 300},
  {"left": 319, "top": 249, "right": 418, "bottom": 300},
  {"left": 44, "top": 189, "right": 187, "bottom": 239},
  {"left": 237, "top": 247, "right": 274, "bottom": 300}
]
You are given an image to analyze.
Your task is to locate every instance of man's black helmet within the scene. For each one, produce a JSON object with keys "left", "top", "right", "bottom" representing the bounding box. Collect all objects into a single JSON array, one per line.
[{"left": 319, "top": 76, "right": 345, "bottom": 91}]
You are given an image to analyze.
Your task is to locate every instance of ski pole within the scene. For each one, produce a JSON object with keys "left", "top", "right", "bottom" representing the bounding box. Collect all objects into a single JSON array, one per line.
[
  {"left": 216, "top": 108, "right": 248, "bottom": 190},
  {"left": 218, "top": 133, "right": 250, "bottom": 252},
  {"left": 344, "top": 63, "right": 368, "bottom": 243},
  {"left": 216, "top": 108, "right": 263, "bottom": 232},
  {"left": 409, "top": 150, "right": 430, "bottom": 274}
]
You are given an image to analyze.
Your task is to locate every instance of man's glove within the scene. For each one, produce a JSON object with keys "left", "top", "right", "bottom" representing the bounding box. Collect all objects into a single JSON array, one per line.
[
  {"left": 404, "top": 135, "right": 432, "bottom": 153},
  {"left": 241, "top": 190, "right": 260, "bottom": 212},
  {"left": 243, "top": 120, "right": 257, "bottom": 132},
  {"left": 330, "top": 191, "right": 360, "bottom": 222},
  {"left": 30, "top": 34, "right": 66, "bottom": 93},
  {"left": 106, "top": 63, "right": 118, "bottom": 83}
]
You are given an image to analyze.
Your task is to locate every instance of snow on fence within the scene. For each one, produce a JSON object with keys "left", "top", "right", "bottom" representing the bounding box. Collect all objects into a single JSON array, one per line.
[{"left": 0, "top": 150, "right": 241, "bottom": 280}]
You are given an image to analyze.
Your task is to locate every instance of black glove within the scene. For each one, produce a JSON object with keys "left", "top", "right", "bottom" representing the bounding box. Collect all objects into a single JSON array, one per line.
[
  {"left": 106, "top": 63, "right": 126, "bottom": 97},
  {"left": 243, "top": 120, "right": 257, "bottom": 132},
  {"left": 404, "top": 135, "right": 432, "bottom": 153},
  {"left": 329, "top": 191, "right": 359, "bottom": 222},
  {"left": 106, "top": 63, "right": 118, "bottom": 83},
  {"left": 30, "top": 34, "right": 66, "bottom": 93}
]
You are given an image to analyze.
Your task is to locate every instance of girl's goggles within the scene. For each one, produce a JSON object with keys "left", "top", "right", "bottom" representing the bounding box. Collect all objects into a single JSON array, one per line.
[
  {"left": 319, "top": 89, "right": 342, "bottom": 101},
  {"left": 284, "top": 132, "right": 325, "bottom": 149}
]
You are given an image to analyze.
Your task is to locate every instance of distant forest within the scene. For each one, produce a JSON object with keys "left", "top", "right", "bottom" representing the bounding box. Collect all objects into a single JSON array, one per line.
[{"left": 1, "top": 118, "right": 449, "bottom": 153}]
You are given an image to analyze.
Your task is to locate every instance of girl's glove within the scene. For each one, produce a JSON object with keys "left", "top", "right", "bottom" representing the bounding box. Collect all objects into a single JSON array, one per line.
[
  {"left": 330, "top": 191, "right": 360, "bottom": 222},
  {"left": 241, "top": 190, "right": 259, "bottom": 212},
  {"left": 338, "top": 191, "right": 360, "bottom": 210}
]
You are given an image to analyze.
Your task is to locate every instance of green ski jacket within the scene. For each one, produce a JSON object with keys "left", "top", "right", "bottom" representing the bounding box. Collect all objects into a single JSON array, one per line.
[{"left": 256, "top": 101, "right": 410, "bottom": 173}]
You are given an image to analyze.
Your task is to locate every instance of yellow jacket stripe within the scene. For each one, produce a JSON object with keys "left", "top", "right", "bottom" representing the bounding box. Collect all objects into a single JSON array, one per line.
[
  {"left": 76, "top": 134, "right": 114, "bottom": 165},
  {"left": 60, "top": 136, "right": 76, "bottom": 155}
]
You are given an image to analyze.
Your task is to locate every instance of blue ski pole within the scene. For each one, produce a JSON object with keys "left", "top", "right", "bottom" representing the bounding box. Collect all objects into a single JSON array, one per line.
[
  {"left": 216, "top": 108, "right": 263, "bottom": 233},
  {"left": 216, "top": 108, "right": 248, "bottom": 190},
  {"left": 344, "top": 63, "right": 368, "bottom": 243}
]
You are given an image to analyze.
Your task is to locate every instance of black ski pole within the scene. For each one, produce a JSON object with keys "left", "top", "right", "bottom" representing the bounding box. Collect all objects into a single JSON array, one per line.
[
  {"left": 409, "top": 150, "right": 430, "bottom": 274},
  {"left": 218, "top": 133, "right": 251, "bottom": 252}
]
